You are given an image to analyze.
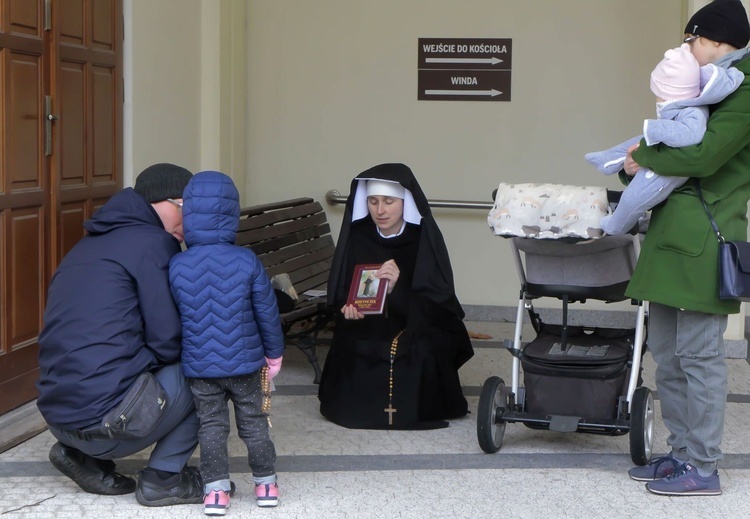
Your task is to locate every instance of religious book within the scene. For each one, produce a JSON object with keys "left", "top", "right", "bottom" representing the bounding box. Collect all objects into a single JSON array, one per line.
[{"left": 346, "top": 263, "right": 389, "bottom": 314}]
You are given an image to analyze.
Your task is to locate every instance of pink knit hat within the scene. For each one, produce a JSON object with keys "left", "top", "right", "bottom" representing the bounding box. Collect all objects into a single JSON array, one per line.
[{"left": 649, "top": 44, "right": 701, "bottom": 101}]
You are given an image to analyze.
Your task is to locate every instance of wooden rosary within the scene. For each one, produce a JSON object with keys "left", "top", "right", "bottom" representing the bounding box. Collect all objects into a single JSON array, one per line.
[
  {"left": 384, "top": 330, "right": 404, "bottom": 426},
  {"left": 261, "top": 365, "right": 272, "bottom": 427}
]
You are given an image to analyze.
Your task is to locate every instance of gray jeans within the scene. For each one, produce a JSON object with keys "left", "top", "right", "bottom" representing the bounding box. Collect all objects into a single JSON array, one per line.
[
  {"left": 190, "top": 372, "right": 276, "bottom": 489},
  {"left": 649, "top": 303, "right": 728, "bottom": 471}
]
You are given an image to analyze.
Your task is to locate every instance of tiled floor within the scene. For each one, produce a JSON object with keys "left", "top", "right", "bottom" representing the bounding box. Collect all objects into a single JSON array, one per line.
[{"left": 3, "top": 320, "right": 750, "bottom": 518}]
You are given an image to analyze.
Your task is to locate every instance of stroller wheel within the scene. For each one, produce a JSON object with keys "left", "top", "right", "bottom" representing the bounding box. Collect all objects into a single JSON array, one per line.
[
  {"left": 629, "top": 386, "right": 654, "bottom": 465},
  {"left": 477, "top": 376, "right": 508, "bottom": 453}
]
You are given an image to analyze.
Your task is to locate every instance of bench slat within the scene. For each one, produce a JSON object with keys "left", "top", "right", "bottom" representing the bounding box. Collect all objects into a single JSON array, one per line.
[
  {"left": 239, "top": 197, "right": 314, "bottom": 218},
  {"left": 238, "top": 201, "right": 324, "bottom": 232},
  {"left": 265, "top": 248, "right": 334, "bottom": 281},
  {"left": 288, "top": 269, "right": 331, "bottom": 295},
  {"left": 237, "top": 212, "right": 329, "bottom": 245},
  {"left": 236, "top": 224, "right": 329, "bottom": 252},
  {"left": 237, "top": 224, "right": 332, "bottom": 256},
  {"left": 257, "top": 235, "right": 334, "bottom": 269}
]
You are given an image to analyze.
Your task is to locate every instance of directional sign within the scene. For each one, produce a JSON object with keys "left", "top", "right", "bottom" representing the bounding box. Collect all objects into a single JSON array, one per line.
[{"left": 418, "top": 38, "right": 512, "bottom": 102}]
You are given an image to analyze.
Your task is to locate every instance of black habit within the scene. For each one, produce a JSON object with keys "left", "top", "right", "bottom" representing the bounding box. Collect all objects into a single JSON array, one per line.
[{"left": 318, "top": 163, "right": 474, "bottom": 429}]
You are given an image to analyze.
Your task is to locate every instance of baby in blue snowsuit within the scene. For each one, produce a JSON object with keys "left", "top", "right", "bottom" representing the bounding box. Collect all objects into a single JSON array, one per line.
[
  {"left": 586, "top": 43, "right": 743, "bottom": 235},
  {"left": 169, "top": 171, "right": 285, "bottom": 515}
]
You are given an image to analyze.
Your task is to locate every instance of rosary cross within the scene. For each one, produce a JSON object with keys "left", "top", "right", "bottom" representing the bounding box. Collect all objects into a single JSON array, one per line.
[{"left": 384, "top": 404, "right": 397, "bottom": 425}]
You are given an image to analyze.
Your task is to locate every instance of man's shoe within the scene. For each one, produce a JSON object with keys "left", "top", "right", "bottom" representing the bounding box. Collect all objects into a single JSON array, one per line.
[
  {"left": 204, "top": 490, "right": 230, "bottom": 516},
  {"left": 48, "top": 441, "right": 135, "bottom": 495},
  {"left": 135, "top": 466, "right": 204, "bottom": 507},
  {"left": 255, "top": 482, "right": 279, "bottom": 507},
  {"left": 646, "top": 464, "right": 722, "bottom": 496},
  {"left": 628, "top": 453, "right": 685, "bottom": 482}
]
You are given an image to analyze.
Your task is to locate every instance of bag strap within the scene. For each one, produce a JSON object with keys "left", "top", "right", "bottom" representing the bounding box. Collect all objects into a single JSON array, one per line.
[{"left": 694, "top": 181, "right": 725, "bottom": 244}]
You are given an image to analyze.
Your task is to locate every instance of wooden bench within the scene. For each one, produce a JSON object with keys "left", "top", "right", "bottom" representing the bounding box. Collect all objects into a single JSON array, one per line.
[{"left": 236, "top": 197, "right": 336, "bottom": 383}]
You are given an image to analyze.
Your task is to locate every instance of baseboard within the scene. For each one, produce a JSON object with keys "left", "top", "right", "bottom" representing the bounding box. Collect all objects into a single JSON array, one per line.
[
  {"left": 0, "top": 401, "right": 47, "bottom": 454},
  {"left": 463, "top": 304, "right": 748, "bottom": 359}
]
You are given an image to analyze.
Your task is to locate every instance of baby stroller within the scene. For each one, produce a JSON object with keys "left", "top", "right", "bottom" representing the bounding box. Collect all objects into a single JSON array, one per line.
[{"left": 478, "top": 183, "right": 653, "bottom": 466}]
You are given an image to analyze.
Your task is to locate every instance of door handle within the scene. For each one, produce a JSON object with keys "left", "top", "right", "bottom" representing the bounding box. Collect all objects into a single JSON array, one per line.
[{"left": 44, "top": 96, "right": 57, "bottom": 156}]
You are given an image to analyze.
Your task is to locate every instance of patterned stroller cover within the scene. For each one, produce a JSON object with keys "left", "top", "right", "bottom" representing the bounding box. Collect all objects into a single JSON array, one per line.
[
  {"left": 488, "top": 183, "right": 609, "bottom": 240},
  {"left": 487, "top": 182, "right": 637, "bottom": 298}
]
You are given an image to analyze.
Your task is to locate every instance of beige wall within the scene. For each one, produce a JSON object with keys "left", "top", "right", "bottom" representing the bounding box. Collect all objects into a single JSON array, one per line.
[
  {"left": 124, "top": 0, "right": 746, "bottom": 337},
  {"left": 125, "top": 0, "right": 248, "bottom": 202},
  {"left": 124, "top": 0, "right": 203, "bottom": 181},
  {"left": 244, "top": 0, "right": 683, "bottom": 309}
]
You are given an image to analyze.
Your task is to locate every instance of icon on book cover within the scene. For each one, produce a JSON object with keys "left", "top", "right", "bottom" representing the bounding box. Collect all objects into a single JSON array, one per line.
[{"left": 346, "top": 263, "right": 389, "bottom": 314}]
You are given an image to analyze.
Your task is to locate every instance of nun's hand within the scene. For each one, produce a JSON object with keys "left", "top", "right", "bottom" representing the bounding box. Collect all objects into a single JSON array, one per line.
[
  {"left": 341, "top": 304, "right": 365, "bottom": 320},
  {"left": 376, "top": 259, "right": 399, "bottom": 294}
]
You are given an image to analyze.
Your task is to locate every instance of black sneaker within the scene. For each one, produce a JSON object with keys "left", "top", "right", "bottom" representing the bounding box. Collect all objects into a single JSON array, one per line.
[
  {"left": 48, "top": 441, "right": 136, "bottom": 495},
  {"left": 135, "top": 466, "right": 204, "bottom": 507}
]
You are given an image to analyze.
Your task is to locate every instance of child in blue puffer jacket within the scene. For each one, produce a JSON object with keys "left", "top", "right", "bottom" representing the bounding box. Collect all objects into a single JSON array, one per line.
[{"left": 169, "top": 171, "right": 285, "bottom": 516}]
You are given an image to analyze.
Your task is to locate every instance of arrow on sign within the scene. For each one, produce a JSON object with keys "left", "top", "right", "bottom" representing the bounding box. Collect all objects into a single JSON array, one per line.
[
  {"left": 425, "top": 57, "right": 503, "bottom": 65},
  {"left": 425, "top": 89, "right": 502, "bottom": 97}
]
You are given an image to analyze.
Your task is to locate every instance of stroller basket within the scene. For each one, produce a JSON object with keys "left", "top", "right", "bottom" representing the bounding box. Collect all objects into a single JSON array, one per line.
[{"left": 522, "top": 326, "right": 634, "bottom": 421}]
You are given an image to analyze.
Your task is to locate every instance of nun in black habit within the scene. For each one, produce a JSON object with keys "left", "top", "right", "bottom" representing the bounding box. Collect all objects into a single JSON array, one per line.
[{"left": 318, "top": 163, "right": 474, "bottom": 430}]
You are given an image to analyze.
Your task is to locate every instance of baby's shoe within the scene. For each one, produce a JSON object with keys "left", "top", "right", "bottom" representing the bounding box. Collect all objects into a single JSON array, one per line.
[
  {"left": 255, "top": 482, "right": 279, "bottom": 507},
  {"left": 204, "top": 489, "right": 230, "bottom": 516}
]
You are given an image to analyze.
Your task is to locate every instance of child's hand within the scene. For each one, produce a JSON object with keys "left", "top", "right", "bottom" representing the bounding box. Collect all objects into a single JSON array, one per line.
[{"left": 265, "top": 356, "right": 283, "bottom": 380}]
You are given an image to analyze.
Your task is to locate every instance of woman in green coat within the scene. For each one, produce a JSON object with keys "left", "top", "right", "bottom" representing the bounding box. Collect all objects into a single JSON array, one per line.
[{"left": 622, "top": 0, "right": 750, "bottom": 497}]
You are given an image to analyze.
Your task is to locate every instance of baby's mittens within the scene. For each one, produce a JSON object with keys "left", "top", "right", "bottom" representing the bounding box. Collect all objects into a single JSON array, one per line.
[{"left": 265, "top": 356, "right": 283, "bottom": 381}]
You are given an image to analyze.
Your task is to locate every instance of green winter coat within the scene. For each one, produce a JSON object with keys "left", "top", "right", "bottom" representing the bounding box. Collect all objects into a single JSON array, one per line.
[{"left": 628, "top": 53, "right": 750, "bottom": 315}]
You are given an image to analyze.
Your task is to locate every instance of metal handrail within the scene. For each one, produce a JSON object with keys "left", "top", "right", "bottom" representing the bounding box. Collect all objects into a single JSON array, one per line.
[{"left": 325, "top": 189, "right": 493, "bottom": 210}]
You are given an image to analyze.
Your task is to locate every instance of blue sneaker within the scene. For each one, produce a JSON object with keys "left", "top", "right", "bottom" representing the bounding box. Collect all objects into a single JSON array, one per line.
[
  {"left": 628, "top": 453, "right": 685, "bottom": 482},
  {"left": 646, "top": 464, "right": 721, "bottom": 496}
]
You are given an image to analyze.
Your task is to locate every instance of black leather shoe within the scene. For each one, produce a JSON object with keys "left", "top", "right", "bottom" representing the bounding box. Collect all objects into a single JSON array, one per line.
[
  {"left": 135, "top": 466, "right": 204, "bottom": 507},
  {"left": 49, "top": 442, "right": 136, "bottom": 495}
]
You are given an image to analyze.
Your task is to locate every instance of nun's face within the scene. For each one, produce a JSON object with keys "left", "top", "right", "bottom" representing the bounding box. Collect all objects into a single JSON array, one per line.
[{"left": 367, "top": 195, "right": 404, "bottom": 236}]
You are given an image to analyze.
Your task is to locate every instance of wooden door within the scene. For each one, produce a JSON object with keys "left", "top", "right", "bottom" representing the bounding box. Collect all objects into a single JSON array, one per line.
[{"left": 0, "top": 0, "right": 122, "bottom": 415}]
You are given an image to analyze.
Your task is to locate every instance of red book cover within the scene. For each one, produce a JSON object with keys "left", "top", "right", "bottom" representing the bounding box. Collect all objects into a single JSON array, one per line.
[{"left": 346, "top": 263, "right": 389, "bottom": 314}]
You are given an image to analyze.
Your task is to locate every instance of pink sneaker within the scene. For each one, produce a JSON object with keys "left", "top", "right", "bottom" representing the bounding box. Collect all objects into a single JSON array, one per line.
[
  {"left": 254, "top": 482, "right": 279, "bottom": 507},
  {"left": 204, "top": 490, "right": 230, "bottom": 516}
]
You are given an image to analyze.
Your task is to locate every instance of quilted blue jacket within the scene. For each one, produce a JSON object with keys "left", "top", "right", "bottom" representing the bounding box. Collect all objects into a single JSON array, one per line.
[{"left": 169, "top": 171, "right": 284, "bottom": 378}]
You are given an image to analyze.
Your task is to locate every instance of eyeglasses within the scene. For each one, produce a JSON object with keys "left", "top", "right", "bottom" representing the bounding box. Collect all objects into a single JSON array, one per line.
[
  {"left": 166, "top": 198, "right": 183, "bottom": 211},
  {"left": 683, "top": 35, "right": 700, "bottom": 44}
]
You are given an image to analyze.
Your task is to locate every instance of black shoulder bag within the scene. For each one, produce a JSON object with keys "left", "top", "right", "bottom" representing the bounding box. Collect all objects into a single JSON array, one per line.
[{"left": 695, "top": 182, "right": 750, "bottom": 301}]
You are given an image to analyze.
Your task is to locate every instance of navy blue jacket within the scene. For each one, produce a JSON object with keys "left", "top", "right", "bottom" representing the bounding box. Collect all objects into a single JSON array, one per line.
[
  {"left": 169, "top": 171, "right": 284, "bottom": 378},
  {"left": 37, "top": 188, "right": 183, "bottom": 429}
]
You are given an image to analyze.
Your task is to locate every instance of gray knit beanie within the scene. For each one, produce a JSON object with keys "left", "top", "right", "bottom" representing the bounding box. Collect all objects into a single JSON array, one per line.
[{"left": 134, "top": 163, "right": 193, "bottom": 203}]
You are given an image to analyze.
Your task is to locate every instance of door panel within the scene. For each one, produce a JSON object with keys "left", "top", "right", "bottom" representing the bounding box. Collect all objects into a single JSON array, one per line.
[
  {"left": 8, "top": 54, "right": 42, "bottom": 188},
  {"left": 0, "top": 0, "right": 122, "bottom": 416},
  {"left": 59, "top": 61, "right": 85, "bottom": 185},
  {"left": 7, "top": 0, "right": 40, "bottom": 37},
  {"left": 92, "top": 65, "right": 114, "bottom": 180},
  {"left": 0, "top": 1, "right": 46, "bottom": 415},
  {"left": 10, "top": 209, "right": 43, "bottom": 347},
  {"left": 59, "top": 201, "right": 84, "bottom": 260}
]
